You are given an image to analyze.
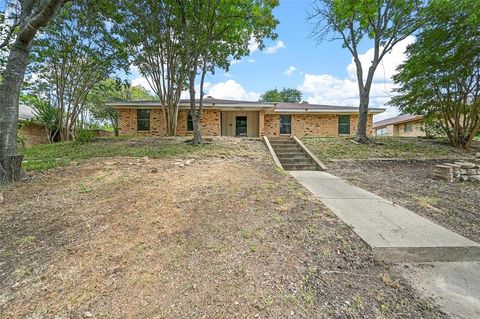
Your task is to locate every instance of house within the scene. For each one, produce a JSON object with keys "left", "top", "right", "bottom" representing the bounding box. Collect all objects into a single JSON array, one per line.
[
  {"left": 373, "top": 114, "right": 426, "bottom": 137},
  {"left": 18, "top": 104, "right": 50, "bottom": 146},
  {"left": 109, "top": 98, "right": 385, "bottom": 138}
]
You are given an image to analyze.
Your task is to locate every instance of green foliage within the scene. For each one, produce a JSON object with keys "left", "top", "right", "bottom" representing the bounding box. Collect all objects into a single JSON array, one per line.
[
  {"left": 391, "top": 0, "right": 480, "bottom": 148},
  {"left": 75, "top": 129, "right": 96, "bottom": 143},
  {"left": 87, "top": 78, "right": 155, "bottom": 136},
  {"left": 259, "top": 88, "right": 302, "bottom": 103},
  {"left": 27, "top": 0, "right": 128, "bottom": 140}
]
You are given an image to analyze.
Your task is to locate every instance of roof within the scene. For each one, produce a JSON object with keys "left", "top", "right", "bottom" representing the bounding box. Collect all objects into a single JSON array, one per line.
[
  {"left": 108, "top": 98, "right": 385, "bottom": 114},
  {"left": 275, "top": 102, "right": 385, "bottom": 114},
  {"left": 373, "top": 114, "right": 424, "bottom": 129},
  {"left": 19, "top": 104, "right": 36, "bottom": 120}
]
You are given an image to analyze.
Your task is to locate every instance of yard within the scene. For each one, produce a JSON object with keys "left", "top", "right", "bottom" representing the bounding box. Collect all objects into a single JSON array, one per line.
[
  {"left": 305, "top": 137, "right": 480, "bottom": 243},
  {"left": 0, "top": 137, "right": 444, "bottom": 318}
]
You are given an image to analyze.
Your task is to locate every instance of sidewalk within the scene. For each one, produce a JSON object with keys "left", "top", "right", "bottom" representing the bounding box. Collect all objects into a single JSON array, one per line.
[{"left": 290, "top": 171, "right": 480, "bottom": 262}]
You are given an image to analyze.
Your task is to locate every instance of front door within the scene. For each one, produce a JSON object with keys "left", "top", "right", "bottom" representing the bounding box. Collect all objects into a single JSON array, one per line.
[
  {"left": 235, "top": 116, "right": 248, "bottom": 136},
  {"left": 280, "top": 115, "right": 291, "bottom": 134}
]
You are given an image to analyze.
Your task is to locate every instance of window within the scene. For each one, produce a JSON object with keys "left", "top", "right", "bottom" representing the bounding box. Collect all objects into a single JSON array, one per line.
[
  {"left": 137, "top": 109, "right": 150, "bottom": 131},
  {"left": 280, "top": 115, "right": 292, "bottom": 134},
  {"left": 187, "top": 113, "right": 193, "bottom": 132},
  {"left": 338, "top": 115, "right": 350, "bottom": 135},
  {"left": 404, "top": 122, "right": 413, "bottom": 132}
]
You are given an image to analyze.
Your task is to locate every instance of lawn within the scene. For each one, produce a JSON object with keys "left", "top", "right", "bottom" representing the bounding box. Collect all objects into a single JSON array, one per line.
[
  {"left": 0, "top": 137, "right": 443, "bottom": 318},
  {"left": 20, "top": 136, "right": 257, "bottom": 171},
  {"left": 303, "top": 136, "right": 480, "bottom": 161}
]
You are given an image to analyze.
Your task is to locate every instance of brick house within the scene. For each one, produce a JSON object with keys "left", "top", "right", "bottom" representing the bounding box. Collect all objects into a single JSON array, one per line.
[
  {"left": 110, "top": 98, "right": 385, "bottom": 138},
  {"left": 18, "top": 104, "right": 50, "bottom": 146},
  {"left": 373, "top": 114, "right": 425, "bottom": 137}
]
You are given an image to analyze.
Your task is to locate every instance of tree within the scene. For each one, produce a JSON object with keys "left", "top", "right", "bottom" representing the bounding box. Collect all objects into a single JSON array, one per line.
[
  {"left": 0, "top": 0, "right": 67, "bottom": 185},
  {"left": 28, "top": 1, "right": 127, "bottom": 141},
  {"left": 180, "top": 0, "right": 279, "bottom": 144},
  {"left": 118, "top": 0, "right": 188, "bottom": 136},
  {"left": 259, "top": 88, "right": 302, "bottom": 103},
  {"left": 308, "top": 0, "right": 426, "bottom": 143},
  {"left": 391, "top": 0, "right": 480, "bottom": 148},
  {"left": 87, "top": 79, "right": 155, "bottom": 136}
]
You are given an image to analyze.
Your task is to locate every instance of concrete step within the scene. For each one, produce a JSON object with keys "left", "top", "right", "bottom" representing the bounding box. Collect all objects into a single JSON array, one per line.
[
  {"left": 276, "top": 154, "right": 310, "bottom": 160},
  {"left": 271, "top": 146, "right": 302, "bottom": 152},
  {"left": 280, "top": 159, "right": 314, "bottom": 165},
  {"left": 269, "top": 140, "right": 296, "bottom": 145},
  {"left": 282, "top": 164, "right": 318, "bottom": 171}
]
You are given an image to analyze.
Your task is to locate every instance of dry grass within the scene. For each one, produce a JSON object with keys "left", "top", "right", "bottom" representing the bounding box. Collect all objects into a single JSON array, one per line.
[{"left": 1, "top": 138, "right": 444, "bottom": 318}]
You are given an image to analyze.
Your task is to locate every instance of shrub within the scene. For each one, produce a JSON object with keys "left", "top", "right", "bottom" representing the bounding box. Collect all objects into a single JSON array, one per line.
[{"left": 75, "top": 129, "right": 96, "bottom": 143}]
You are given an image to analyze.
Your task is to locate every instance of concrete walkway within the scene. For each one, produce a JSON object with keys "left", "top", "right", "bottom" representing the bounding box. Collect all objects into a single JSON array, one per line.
[{"left": 290, "top": 171, "right": 480, "bottom": 262}]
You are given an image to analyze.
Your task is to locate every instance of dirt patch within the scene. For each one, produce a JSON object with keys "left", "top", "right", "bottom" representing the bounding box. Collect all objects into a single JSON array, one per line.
[
  {"left": 1, "top": 140, "right": 444, "bottom": 318},
  {"left": 328, "top": 160, "right": 480, "bottom": 243}
]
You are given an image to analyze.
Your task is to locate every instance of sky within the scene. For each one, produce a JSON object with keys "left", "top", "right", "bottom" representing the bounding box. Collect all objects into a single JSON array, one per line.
[{"left": 128, "top": 0, "right": 413, "bottom": 122}]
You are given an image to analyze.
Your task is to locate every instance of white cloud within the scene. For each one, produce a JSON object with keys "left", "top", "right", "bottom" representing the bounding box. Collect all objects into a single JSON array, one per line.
[
  {"left": 248, "top": 37, "right": 259, "bottom": 54},
  {"left": 265, "top": 40, "right": 286, "bottom": 54},
  {"left": 298, "top": 36, "right": 414, "bottom": 121},
  {"left": 132, "top": 76, "right": 154, "bottom": 93},
  {"left": 248, "top": 59, "right": 255, "bottom": 63},
  {"left": 208, "top": 80, "right": 260, "bottom": 101},
  {"left": 284, "top": 66, "right": 298, "bottom": 76},
  {"left": 230, "top": 59, "right": 243, "bottom": 65}
]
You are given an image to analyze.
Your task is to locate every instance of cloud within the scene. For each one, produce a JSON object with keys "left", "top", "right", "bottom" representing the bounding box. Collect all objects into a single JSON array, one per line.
[
  {"left": 248, "top": 37, "right": 259, "bottom": 54},
  {"left": 230, "top": 59, "right": 243, "bottom": 65},
  {"left": 248, "top": 59, "right": 255, "bottom": 63},
  {"left": 284, "top": 66, "right": 298, "bottom": 76},
  {"left": 298, "top": 36, "right": 415, "bottom": 121},
  {"left": 132, "top": 76, "right": 154, "bottom": 93},
  {"left": 265, "top": 40, "right": 286, "bottom": 54},
  {"left": 208, "top": 80, "right": 260, "bottom": 101}
]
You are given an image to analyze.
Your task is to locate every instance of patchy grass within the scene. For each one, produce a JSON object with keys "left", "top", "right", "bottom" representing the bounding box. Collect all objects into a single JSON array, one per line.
[
  {"left": 20, "top": 136, "right": 258, "bottom": 171},
  {"left": 302, "top": 136, "right": 480, "bottom": 161}
]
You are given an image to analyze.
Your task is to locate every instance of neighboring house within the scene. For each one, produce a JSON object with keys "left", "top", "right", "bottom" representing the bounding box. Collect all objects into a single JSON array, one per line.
[
  {"left": 373, "top": 114, "right": 426, "bottom": 137},
  {"left": 109, "top": 97, "right": 384, "bottom": 138},
  {"left": 18, "top": 104, "right": 50, "bottom": 146}
]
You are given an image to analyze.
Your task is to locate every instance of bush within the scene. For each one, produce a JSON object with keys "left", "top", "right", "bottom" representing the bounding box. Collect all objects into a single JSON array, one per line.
[{"left": 75, "top": 129, "right": 96, "bottom": 143}]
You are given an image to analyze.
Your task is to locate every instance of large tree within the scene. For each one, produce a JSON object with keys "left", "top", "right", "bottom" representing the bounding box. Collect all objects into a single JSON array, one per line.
[
  {"left": 118, "top": 0, "right": 188, "bottom": 136},
  {"left": 259, "top": 88, "right": 302, "bottom": 103},
  {"left": 180, "top": 0, "right": 279, "bottom": 144},
  {"left": 0, "top": 0, "right": 67, "bottom": 185},
  {"left": 28, "top": 1, "right": 127, "bottom": 141},
  {"left": 308, "top": 0, "right": 426, "bottom": 143},
  {"left": 391, "top": 0, "right": 480, "bottom": 148}
]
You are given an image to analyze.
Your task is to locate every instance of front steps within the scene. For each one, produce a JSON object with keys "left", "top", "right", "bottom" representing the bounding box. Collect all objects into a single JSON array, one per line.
[{"left": 267, "top": 136, "right": 323, "bottom": 171}]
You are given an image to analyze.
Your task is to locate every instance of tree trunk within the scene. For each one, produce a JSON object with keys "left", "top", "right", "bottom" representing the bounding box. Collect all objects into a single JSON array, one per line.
[
  {"left": 356, "top": 91, "right": 370, "bottom": 143},
  {"left": 0, "top": 40, "right": 32, "bottom": 185}
]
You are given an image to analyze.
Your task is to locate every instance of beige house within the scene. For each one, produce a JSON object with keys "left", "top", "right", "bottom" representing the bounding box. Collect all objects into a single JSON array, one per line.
[
  {"left": 373, "top": 114, "right": 425, "bottom": 137},
  {"left": 110, "top": 98, "right": 384, "bottom": 138}
]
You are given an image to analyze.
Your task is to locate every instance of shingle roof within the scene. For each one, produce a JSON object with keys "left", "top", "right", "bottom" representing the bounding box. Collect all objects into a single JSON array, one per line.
[
  {"left": 19, "top": 104, "right": 35, "bottom": 120},
  {"left": 275, "top": 102, "right": 385, "bottom": 112},
  {"left": 108, "top": 98, "right": 385, "bottom": 114},
  {"left": 373, "top": 114, "right": 424, "bottom": 129}
]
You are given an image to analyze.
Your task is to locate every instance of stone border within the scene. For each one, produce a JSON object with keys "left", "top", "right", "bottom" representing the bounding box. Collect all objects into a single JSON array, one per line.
[
  {"left": 263, "top": 136, "right": 283, "bottom": 170},
  {"left": 293, "top": 136, "right": 328, "bottom": 171}
]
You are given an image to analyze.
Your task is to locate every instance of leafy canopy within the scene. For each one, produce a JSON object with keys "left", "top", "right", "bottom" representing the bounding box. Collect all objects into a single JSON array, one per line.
[{"left": 259, "top": 88, "right": 302, "bottom": 103}]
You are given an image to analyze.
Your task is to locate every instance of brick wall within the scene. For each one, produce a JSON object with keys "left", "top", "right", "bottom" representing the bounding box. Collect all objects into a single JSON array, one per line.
[
  {"left": 18, "top": 122, "right": 50, "bottom": 146},
  {"left": 262, "top": 113, "right": 374, "bottom": 137},
  {"left": 118, "top": 108, "right": 220, "bottom": 136},
  {"left": 396, "top": 120, "right": 425, "bottom": 137}
]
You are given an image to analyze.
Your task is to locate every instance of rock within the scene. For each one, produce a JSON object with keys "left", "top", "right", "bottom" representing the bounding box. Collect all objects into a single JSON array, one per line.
[
  {"left": 455, "top": 161, "right": 476, "bottom": 169},
  {"left": 0, "top": 193, "right": 4, "bottom": 203},
  {"left": 185, "top": 159, "right": 194, "bottom": 166},
  {"left": 460, "top": 175, "right": 470, "bottom": 181},
  {"left": 468, "top": 175, "right": 480, "bottom": 182},
  {"left": 476, "top": 152, "right": 480, "bottom": 158},
  {"left": 84, "top": 311, "right": 93, "bottom": 317},
  {"left": 179, "top": 163, "right": 185, "bottom": 167}
]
